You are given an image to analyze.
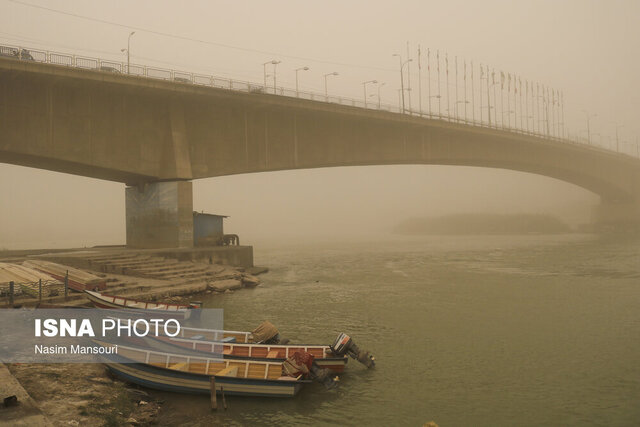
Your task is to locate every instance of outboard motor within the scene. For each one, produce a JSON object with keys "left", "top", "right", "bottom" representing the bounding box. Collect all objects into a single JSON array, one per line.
[
  {"left": 282, "top": 351, "right": 339, "bottom": 389},
  {"left": 331, "top": 333, "right": 375, "bottom": 368}
]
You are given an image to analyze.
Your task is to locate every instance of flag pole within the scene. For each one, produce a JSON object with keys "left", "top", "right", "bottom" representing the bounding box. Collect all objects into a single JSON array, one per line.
[
  {"left": 446, "top": 53, "right": 450, "bottom": 120},
  {"left": 455, "top": 56, "right": 459, "bottom": 121},
  {"left": 536, "top": 83, "right": 539, "bottom": 134},
  {"left": 427, "top": 49, "right": 432, "bottom": 118},
  {"left": 418, "top": 44, "right": 422, "bottom": 115},
  {"left": 546, "top": 86, "right": 550, "bottom": 136},
  {"left": 519, "top": 78, "right": 523, "bottom": 131},
  {"left": 437, "top": 50, "right": 441, "bottom": 117},
  {"left": 500, "top": 71, "right": 504, "bottom": 128},
  {"left": 489, "top": 67, "right": 494, "bottom": 128},
  {"left": 561, "top": 90, "right": 565, "bottom": 139},
  {"left": 507, "top": 73, "right": 511, "bottom": 129},
  {"left": 525, "top": 80, "right": 529, "bottom": 133},
  {"left": 464, "top": 60, "right": 468, "bottom": 123},
  {"left": 478, "top": 63, "right": 482, "bottom": 124},
  {"left": 406, "top": 41, "right": 412, "bottom": 114}
]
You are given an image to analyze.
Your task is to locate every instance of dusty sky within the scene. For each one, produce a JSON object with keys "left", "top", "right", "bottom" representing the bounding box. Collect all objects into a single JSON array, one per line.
[{"left": 0, "top": 0, "right": 638, "bottom": 248}]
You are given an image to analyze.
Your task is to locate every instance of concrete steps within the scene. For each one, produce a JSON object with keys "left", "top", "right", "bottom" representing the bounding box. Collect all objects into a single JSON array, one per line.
[{"left": 3, "top": 249, "right": 263, "bottom": 308}]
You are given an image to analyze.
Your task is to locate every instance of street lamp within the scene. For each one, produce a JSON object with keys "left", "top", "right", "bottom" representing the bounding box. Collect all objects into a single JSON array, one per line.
[
  {"left": 272, "top": 61, "right": 281, "bottom": 92},
  {"left": 377, "top": 82, "right": 385, "bottom": 108},
  {"left": 613, "top": 122, "right": 624, "bottom": 152},
  {"left": 582, "top": 110, "right": 597, "bottom": 144},
  {"left": 125, "top": 31, "right": 135, "bottom": 74},
  {"left": 324, "top": 72, "right": 339, "bottom": 100},
  {"left": 295, "top": 66, "right": 309, "bottom": 97},
  {"left": 362, "top": 79, "right": 378, "bottom": 108},
  {"left": 263, "top": 60, "right": 280, "bottom": 91},
  {"left": 392, "top": 53, "right": 412, "bottom": 113}
]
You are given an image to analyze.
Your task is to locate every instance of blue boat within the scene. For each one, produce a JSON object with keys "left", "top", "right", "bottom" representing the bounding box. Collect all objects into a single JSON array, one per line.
[{"left": 94, "top": 340, "right": 308, "bottom": 397}]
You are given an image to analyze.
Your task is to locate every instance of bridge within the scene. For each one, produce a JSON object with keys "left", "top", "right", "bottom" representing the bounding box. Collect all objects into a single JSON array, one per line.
[{"left": 1, "top": 50, "right": 639, "bottom": 248}]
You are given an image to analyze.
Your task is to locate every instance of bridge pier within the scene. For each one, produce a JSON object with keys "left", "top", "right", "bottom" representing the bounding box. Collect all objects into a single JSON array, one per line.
[
  {"left": 125, "top": 181, "right": 194, "bottom": 248},
  {"left": 594, "top": 200, "right": 640, "bottom": 231}
]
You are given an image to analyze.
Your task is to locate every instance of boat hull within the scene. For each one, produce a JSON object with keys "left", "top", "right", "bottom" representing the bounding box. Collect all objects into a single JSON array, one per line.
[
  {"left": 132, "top": 335, "right": 348, "bottom": 373},
  {"left": 102, "top": 357, "right": 305, "bottom": 397},
  {"left": 84, "top": 290, "right": 195, "bottom": 320}
]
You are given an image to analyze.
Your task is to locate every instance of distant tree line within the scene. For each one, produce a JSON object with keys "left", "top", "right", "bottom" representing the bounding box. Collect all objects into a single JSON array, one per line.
[{"left": 394, "top": 213, "right": 570, "bottom": 235}]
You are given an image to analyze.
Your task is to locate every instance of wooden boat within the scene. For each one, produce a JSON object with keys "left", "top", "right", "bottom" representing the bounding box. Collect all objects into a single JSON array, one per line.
[
  {"left": 84, "top": 290, "right": 200, "bottom": 320},
  {"left": 94, "top": 340, "right": 308, "bottom": 397},
  {"left": 23, "top": 260, "right": 106, "bottom": 291},
  {"left": 165, "top": 323, "right": 253, "bottom": 343},
  {"left": 136, "top": 334, "right": 348, "bottom": 373}
]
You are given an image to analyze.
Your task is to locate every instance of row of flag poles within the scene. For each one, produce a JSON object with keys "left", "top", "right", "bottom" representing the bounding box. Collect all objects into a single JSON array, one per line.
[{"left": 404, "top": 44, "right": 565, "bottom": 140}]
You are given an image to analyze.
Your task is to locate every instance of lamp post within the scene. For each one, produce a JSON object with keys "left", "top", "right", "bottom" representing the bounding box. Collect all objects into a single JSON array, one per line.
[
  {"left": 429, "top": 95, "right": 442, "bottom": 118},
  {"left": 263, "top": 60, "right": 280, "bottom": 91},
  {"left": 392, "top": 53, "right": 412, "bottom": 113},
  {"left": 613, "top": 123, "right": 624, "bottom": 152},
  {"left": 377, "top": 82, "right": 385, "bottom": 108},
  {"left": 295, "top": 67, "right": 309, "bottom": 97},
  {"left": 272, "top": 60, "right": 281, "bottom": 92},
  {"left": 582, "top": 111, "right": 597, "bottom": 144},
  {"left": 362, "top": 80, "right": 378, "bottom": 108},
  {"left": 324, "top": 72, "right": 339, "bottom": 100},
  {"left": 125, "top": 31, "right": 135, "bottom": 74}
]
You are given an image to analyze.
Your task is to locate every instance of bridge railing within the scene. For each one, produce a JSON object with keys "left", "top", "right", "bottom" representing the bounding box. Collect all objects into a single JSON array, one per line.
[{"left": 1, "top": 43, "right": 637, "bottom": 159}]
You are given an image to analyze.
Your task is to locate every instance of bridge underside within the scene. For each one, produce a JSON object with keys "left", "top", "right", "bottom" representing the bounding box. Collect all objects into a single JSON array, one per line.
[{"left": 2, "top": 58, "right": 640, "bottom": 247}]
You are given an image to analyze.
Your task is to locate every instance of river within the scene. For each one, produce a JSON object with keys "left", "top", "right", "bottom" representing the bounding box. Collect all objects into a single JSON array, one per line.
[{"left": 155, "top": 233, "right": 640, "bottom": 426}]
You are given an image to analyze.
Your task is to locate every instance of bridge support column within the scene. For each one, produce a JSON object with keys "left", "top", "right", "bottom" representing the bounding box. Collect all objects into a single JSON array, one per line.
[
  {"left": 594, "top": 200, "right": 640, "bottom": 231},
  {"left": 125, "top": 181, "right": 193, "bottom": 248}
]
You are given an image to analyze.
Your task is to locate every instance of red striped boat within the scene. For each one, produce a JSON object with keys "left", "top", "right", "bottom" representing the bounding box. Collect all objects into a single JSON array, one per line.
[{"left": 136, "top": 334, "right": 348, "bottom": 373}]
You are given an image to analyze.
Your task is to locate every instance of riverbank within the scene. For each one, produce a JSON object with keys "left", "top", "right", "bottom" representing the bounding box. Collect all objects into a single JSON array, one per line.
[
  {"left": 1, "top": 247, "right": 269, "bottom": 308},
  {"left": 6, "top": 362, "right": 166, "bottom": 426},
  {"left": 0, "top": 363, "right": 51, "bottom": 426},
  {"left": 0, "top": 250, "right": 271, "bottom": 425}
]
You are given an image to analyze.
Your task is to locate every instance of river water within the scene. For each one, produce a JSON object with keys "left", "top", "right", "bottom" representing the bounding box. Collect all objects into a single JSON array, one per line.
[{"left": 157, "top": 234, "right": 640, "bottom": 426}]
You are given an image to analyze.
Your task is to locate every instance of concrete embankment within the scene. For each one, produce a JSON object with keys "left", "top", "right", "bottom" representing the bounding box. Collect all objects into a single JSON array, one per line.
[{"left": 1, "top": 247, "right": 269, "bottom": 307}]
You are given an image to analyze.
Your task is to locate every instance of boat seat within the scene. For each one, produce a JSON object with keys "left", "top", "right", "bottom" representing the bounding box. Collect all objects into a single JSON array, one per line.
[
  {"left": 169, "top": 362, "right": 188, "bottom": 371},
  {"left": 266, "top": 350, "right": 280, "bottom": 358},
  {"left": 220, "top": 336, "right": 236, "bottom": 343},
  {"left": 216, "top": 366, "right": 238, "bottom": 378},
  {"left": 190, "top": 335, "right": 205, "bottom": 340}
]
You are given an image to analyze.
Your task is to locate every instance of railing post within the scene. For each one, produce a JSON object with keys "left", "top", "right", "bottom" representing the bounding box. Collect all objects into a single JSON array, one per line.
[
  {"left": 210, "top": 376, "right": 217, "bottom": 411},
  {"left": 64, "top": 271, "right": 69, "bottom": 300},
  {"left": 9, "top": 281, "right": 14, "bottom": 306},
  {"left": 39, "top": 279, "right": 42, "bottom": 302}
]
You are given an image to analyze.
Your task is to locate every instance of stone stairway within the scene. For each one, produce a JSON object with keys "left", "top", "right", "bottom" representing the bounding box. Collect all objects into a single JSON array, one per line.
[
  {"left": 84, "top": 253, "right": 220, "bottom": 284},
  {"left": 2, "top": 250, "right": 265, "bottom": 307}
]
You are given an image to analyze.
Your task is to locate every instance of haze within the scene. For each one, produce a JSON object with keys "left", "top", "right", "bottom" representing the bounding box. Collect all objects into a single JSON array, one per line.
[{"left": 1, "top": 0, "right": 638, "bottom": 249}]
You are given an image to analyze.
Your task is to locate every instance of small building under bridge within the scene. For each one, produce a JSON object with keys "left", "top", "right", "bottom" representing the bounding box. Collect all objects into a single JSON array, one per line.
[{"left": 193, "top": 212, "right": 239, "bottom": 247}]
